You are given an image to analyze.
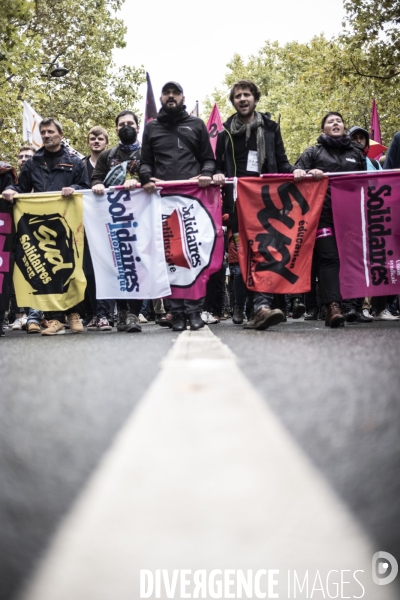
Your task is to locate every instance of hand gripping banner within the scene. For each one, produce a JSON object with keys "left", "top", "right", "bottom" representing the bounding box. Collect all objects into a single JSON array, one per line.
[
  {"left": 83, "top": 188, "right": 171, "bottom": 299},
  {"left": 13, "top": 193, "right": 86, "bottom": 311},
  {"left": 160, "top": 183, "right": 224, "bottom": 300},
  {"left": 331, "top": 171, "right": 400, "bottom": 298},
  {"left": 237, "top": 175, "right": 328, "bottom": 294}
]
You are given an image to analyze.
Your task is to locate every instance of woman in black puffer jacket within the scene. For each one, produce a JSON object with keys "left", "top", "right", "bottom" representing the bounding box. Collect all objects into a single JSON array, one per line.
[{"left": 296, "top": 112, "right": 366, "bottom": 328}]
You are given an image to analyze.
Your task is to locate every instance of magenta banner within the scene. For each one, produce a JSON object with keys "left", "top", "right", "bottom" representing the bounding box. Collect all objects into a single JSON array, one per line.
[
  {"left": 331, "top": 171, "right": 400, "bottom": 298},
  {"left": 160, "top": 183, "right": 224, "bottom": 300}
]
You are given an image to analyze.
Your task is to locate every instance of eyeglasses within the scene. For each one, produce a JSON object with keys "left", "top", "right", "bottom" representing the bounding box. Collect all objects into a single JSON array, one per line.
[{"left": 18, "top": 154, "right": 33, "bottom": 160}]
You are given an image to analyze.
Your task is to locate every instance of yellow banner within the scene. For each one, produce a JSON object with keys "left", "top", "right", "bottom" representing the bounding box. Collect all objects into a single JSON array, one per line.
[{"left": 13, "top": 192, "right": 86, "bottom": 312}]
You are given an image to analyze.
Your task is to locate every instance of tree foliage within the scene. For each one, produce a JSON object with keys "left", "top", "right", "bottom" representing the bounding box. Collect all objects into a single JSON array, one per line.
[
  {"left": 0, "top": 0, "right": 144, "bottom": 164},
  {"left": 204, "top": 2, "right": 400, "bottom": 162},
  {"left": 342, "top": 0, "right": 400, "bottom": 79}
]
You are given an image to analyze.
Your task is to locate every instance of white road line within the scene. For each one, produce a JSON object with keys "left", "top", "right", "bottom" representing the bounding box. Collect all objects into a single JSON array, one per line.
[{"left": 21, "top": 328, "right": 396, "bottom": 599}]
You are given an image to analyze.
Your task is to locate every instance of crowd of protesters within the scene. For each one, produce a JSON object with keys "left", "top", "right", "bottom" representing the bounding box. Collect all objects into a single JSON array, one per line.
[{"left": 1, "top": 79, "right": 399, "bottom": 337}]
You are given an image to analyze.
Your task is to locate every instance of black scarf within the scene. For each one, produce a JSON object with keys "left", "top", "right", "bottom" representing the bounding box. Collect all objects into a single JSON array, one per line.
[
  {"left": 318, "top": 134, "right": 352, "bottom": 149},
  {"left": 157, "top": 107, "right": 188, "bottom": 125}
]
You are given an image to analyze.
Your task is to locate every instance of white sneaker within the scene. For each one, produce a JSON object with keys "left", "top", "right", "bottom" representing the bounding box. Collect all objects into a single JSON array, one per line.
[
  {"left": 374, "top": 308, "right": 400, "bottom": 321},
  {"left": 12, "top": 317, "right": 28, "bottom": 330},
  {"left": 200, "top": 311, "right": 219, "bottom": 324},
  {"left": 200, "top": 311, "right": 209, "bottom": 323},
  {"left": 138, "top": 313, "right": 148, "bottom": 323}
]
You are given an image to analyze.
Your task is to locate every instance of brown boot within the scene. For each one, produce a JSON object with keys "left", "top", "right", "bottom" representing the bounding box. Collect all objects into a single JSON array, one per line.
[{"left": 325, "top": 302, "right": 345, "bottom": 328}]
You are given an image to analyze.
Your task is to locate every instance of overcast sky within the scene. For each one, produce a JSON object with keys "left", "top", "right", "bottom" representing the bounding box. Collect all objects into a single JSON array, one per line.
[{"left": 114, "top": 0, "right": 346, "bottom": 118}]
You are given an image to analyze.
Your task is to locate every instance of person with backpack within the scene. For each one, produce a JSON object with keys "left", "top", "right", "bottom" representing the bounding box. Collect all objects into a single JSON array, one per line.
[
  {"left": 295, "top": 112, "right": 366, "bottom": 328},
  {"left": 91, "top": 110, "right": 143, "bottom": 333}
]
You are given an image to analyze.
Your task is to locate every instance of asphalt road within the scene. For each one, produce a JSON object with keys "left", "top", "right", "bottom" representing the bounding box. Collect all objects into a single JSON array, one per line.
[{"left": 1, "top": 318, "right": 399, "bottom": 599}]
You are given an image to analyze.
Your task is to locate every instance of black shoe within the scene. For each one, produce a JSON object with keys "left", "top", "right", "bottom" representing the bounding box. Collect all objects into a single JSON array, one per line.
[
  {"left": 0, "top": 322, "right": 6, "bottom": 337},
  {"left": 292, "top": 299, "right": 306, "bottom": 319},
  {"left": 343, "top": 307, "right": 358, "bottom": 323},
  {"left": 304, "top": 308, "right": 318, "bottom": 320},
  {"left": 232, "top": 306, "right": 244, "bottom": 325},
  {"left": 126, "top": 313, "right": 142, "bottom": 332},
  {"left": 188, "top": 311, "right": 205, "bottom": 331},
  {"left": 357, "top": 309, "right": 373, "bottom": 323},
  {"left": 172, "top": 313, "right": 187, "bottom": 332}
]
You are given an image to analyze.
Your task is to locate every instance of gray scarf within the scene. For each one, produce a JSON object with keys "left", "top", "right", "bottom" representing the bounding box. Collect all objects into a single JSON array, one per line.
[{"left": 230, "top": 111, "right": 266, "bottom": 173}]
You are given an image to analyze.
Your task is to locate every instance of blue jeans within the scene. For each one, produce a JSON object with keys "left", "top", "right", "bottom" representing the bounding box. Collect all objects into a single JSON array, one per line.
[
  {"left": 253, "top": 292, "right": 274, "bottom": 313},
  {"left": 27, "top": 308, "right": 43, "bottom": 324}
]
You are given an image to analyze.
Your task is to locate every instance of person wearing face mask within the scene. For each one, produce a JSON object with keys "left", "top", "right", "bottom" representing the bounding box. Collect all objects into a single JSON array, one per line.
[
  {"left": 91, "top": 110, "right": 143, "bottom": 333},
  {"left": 91, "top": 111, "right": 141, "bottom": 193},
  {"left": 295, "top": 112, "right": 366, "bottom": 328}
]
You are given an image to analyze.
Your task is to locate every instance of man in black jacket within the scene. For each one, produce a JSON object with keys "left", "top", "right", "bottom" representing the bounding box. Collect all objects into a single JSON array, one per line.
[
  {"left": 2, "top": 117, "right": 89, "bottom": 335},
  {"left": 139, "top": 81, "right": 216, "bottom": 332},
  {"left": 213, "top": 80, "right": 306, "bottom": 330}
]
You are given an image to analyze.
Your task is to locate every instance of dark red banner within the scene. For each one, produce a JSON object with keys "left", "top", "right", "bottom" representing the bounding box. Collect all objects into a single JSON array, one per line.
[
  {"left": 0, "top": 204, "right": 13, "bottom": 310},
  {"left": 236, "top": 176, "right": 328, "bottom": 294}
]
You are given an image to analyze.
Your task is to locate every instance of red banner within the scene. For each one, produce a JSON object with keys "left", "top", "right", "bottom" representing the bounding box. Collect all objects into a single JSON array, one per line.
[
  {"left": 237, "top": 175, "right": 328, "bottom": 293},
  {"left": 206, "top": 103, "right": 224, "bottom": 157},
  {"left": 0, "top": 205, "right": 13, "bottom": 310}
]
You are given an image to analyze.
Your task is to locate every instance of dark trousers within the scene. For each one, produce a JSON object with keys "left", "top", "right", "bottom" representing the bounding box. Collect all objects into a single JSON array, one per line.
[
  {"left": 315, "top": 235, "right": 341, "bottom": 305},
  {"left": 305, "top": 252, "right": 320, "bottom": 311},
  {"left": 83, "top": 239, "right": 110, "bottom": 319},
  {"left": 230, "top": 262, "right": 247, "bottom": 310},
  {"left": 169, "top": 297, "right": 204, "bottom": 314},
  {"left": 203, "top": 267, "right": 225, "bottom": 316},
  {"left": 117, "top": 299, "right": 142, "bottom": 317}
]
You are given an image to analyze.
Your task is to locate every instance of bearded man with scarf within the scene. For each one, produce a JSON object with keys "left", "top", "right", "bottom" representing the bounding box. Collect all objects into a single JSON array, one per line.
[
  {"left": 213, "top": 80, "right": 306, "bottom": 331},
  {"left": 295, "top": 112, "right": 366, "bottom": 328},
  {"left": 91, "top": 110, "right": 143, "bottom": 332},
  {"left": 139, "top": 81, "right": 216, "bottom": 333}
]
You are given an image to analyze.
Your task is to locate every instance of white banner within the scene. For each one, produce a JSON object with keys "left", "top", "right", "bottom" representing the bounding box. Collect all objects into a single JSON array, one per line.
[{"left": 83, "top": 188, "right": 171, "bottom": 299}]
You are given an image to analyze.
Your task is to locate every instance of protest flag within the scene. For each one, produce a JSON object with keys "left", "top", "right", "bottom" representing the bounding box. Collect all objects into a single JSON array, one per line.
[
  {"left": 22, "top": 101, "right": 83, "bottom": 158},
  {"left": 145, "top": 72, "right": 158, "bottom": 123},
  {"left": 206, "top": 103, "right": 224, "bottom": 157},
  {"left": 0, "top": 203, "right": 13, "bottom": 312},
  {"left": 370, "top": 99, "right": 383, "bottom": 160},
  {"left": 83, "top": 187, "right": 171, "bottom": 300},
  {"left": 367, "top": 139, "right": 387, "bottom": 160},
  {"left": 331, "top": 171, "right": 400, "bottom": 298},
  {"left": 190, "top": 101, "right": 199, "bottom": 117},
  {"left": 159, "top": 182, "right": 224, "bottom": 300},
  {"left": 236, "top": 175, "right": 328, "bottom": 294},
  {"left": 23, "top": 101, "right": 43, "bottom": 150},
  {"left": 13, "top": 192, "right": 86, "bottom": 311}
]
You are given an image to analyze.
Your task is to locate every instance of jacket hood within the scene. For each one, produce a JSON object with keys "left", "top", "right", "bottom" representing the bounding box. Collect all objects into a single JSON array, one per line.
[{"left": 348, "top": 126, "right": 370, "bottom": 148}]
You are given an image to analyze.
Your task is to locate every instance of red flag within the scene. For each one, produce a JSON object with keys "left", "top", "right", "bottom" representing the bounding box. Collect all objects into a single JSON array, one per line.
[
  {"left": 237, "top": 175, "right": 328, "bottom": 294},
  {"left": 367, "top": 139, "right": 387, "bottom": 159},
  {"left": 370, "top": 99, "right": 383, "bottom": 159},
  {"left": 145, "top": 72, "right": 157, "bottom": 124},
  {"left": 206, "top": 103, "right": 224, "bottom": 157}
]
